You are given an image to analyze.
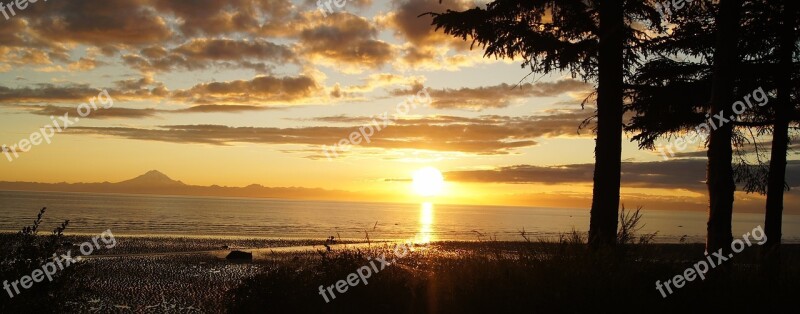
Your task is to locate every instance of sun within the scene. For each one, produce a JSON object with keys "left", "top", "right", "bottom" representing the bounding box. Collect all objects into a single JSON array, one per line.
[{"left": 411, "top": 167, "right": 445, "bottom": 197}]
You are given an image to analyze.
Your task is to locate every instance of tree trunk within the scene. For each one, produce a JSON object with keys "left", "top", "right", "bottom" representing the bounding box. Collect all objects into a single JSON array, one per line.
[
  {"left": 588, "top": 0, "right": 624, "bottom": 249},
  {"left": 706, "top": 0, "right": 741, "bottom": 257},
  {"left": 763, "top": 0, "right": 797, "bottom": 275}
]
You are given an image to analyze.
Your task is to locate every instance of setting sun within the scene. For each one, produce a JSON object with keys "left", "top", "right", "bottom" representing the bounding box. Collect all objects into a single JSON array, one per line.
[{"left": 411, "top": 167, "right": 445, "bottom": 197}]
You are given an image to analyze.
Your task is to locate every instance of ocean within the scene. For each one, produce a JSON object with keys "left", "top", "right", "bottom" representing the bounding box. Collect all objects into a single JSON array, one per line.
[{"left": 1, "top": 190, "right": 797, "bottom": 243}]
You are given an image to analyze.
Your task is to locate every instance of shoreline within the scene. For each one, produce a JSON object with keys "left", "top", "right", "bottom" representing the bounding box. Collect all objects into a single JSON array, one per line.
[
  {"left": 4, "top": 232, "right": 800, "bottom": 246},
  {"left": 3, "top": 234, "right": 799, "bottom": 312}
]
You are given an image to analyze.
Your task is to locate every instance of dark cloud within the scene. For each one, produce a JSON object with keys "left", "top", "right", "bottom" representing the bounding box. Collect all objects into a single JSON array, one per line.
[
  {"left": 0, "top": 84, "right": 100, "bottom": 103},
  {"left": 1, "top": 146, "right": 24, "bottom": 153},
  {"left": 177, "top": 105, "right": 273, "bottom": 113},
  {"left": 379, "top": 0, "right": 482, "bottom": 69},
  {"left": 391, "top": 80, "right": 593, "bottom": 110},
  {"left": 2, "top": 0, "right": 308, "bottom": 72},
  {"left": 64, "top": 123, "right": 537, "bottom": 153},
  {"left": 382, "top": 0, "right": 472, "bottom": 48},
  {"left": 0, "top": 15, "right": 69, "bottom": 54},
  {"left": 0, "top": 0, "right": 171, "bottom": 70},
  {"left": 124, "top": 39, "right": 294, "bottom": 73},
  {"left": 446, "top": 160, "right": 800, "bottom": 191},
  {"left": 151, "top": 0, "right": 299, "bottom": 37},
  {"left": 0, "top": 72, "right": 322, "bottom": 107},
  {"left": 0, "top": 71, "right": 322, "bottom": 109},
  {"left": 302, "top": 0, "right": 374, "bottom": 10},
  {"left": 0, "top": 80, "right": 164, "bottom": 103},
  {"left": 298, "top": 13, "right": 395, "bottom": 70},
  {"left": 0, "top": 19, "right": 34, "bottom": 48},
  {"left": 62, "top": 111, "right": 594, "bottom": 155},
  {"left": 0, "top": 0, "right": 487, "bottom": 73},
  {"left": 399, "top": 46, "right": 438, "bottom": 67},
  {"left": 18, "top": 105, "right": 159, "bottom": 119},
  {"left": 174, "top": 39, "right": 293, "bottom": 62},
  {"left": 26, "top": 0, "right": 173, "bottom": 47},
  {"left": 309, "top": 113, "right": 590, "bottom": 133},
  {"left": 14, "top": 103, "right": 272, "bottom": 119},
  {"left": 672, "top": 142, "right": 800, "bottom": 158},
  {"left": 113, "top": 76, "right": 161, "bottom": 91}
]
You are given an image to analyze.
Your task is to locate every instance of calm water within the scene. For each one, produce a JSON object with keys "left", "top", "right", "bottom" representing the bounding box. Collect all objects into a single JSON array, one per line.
[{"left": 1, "top": 190, "right": 798, "bottom": 243}]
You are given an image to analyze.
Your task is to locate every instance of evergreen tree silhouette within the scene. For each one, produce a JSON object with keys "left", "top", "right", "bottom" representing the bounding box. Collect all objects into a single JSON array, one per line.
[{"left": 426, "top": 0, "right": 663, "bottom": 248}]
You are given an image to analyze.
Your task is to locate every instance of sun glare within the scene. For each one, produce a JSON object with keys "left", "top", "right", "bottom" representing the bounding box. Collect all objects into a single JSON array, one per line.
[
  {"left": 417, "top": 202, "right": 434, "bottom": 244},
  {"left": 411, "top": 167, "right": 445, "bottom": 197}
]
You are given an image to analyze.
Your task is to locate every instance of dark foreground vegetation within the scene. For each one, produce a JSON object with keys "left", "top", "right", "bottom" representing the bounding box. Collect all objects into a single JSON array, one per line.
[
  {"left": 2, "top": 235, "right": 799, "bottom": 313},
  {"left": 227, "top": 239, "right": 800, "bottom": 314}
]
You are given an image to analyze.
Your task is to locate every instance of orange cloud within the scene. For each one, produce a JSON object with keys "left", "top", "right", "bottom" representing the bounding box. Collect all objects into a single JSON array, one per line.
[
  {"left": 63, "top": 111, "right": 594, "bottom": 155},
  {"left": 392, "top": 79, "right": 593, "bottom": 110},
  {"left": 171, "top": 74, "right": 322, "bottom": 105}
]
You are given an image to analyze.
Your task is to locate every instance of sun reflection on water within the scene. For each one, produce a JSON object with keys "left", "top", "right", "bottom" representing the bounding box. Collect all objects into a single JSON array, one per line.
[{"left": 417, "top": 202, "right": 434, "bottom": 244}]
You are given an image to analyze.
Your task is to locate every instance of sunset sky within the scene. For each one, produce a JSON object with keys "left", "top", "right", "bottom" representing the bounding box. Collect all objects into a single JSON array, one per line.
[{"left": 1, "top": 0, "right": 798, "bottom": 212}]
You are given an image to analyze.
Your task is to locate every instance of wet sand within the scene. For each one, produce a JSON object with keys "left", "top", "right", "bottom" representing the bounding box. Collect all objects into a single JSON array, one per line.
[
  {"left": 43, "top": 236, "right": 419, "bottom": 312},
  {"left": 6, "top": 235, "right": 797, "bottom": 312}
]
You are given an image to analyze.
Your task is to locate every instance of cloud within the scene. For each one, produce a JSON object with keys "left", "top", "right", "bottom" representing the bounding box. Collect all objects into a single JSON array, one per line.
[
  {"left": 0, "top": 0, "right": 172, "bottom": 72},
  {"left": 301, "top": 0, "right": 374, "bottom": 10},
  {"left": 0, "top": 19, "right": 34, "bottom": 48},
  {"left": 17, "top": 105, "right": 159, "bottom": 119},
  {"left": 124, "top": 38, "right": 295, "bottom": 73},
  {"left": 63, "top": 111, "right": 593, "bottom": 155},
  {"left": 330, "top": 73, "right": 426, "bottom": 98},
  {"left": 0, "top": 84, "right": 100, "bottom": 103},
  {"left": 113, "top": 76, "right": 162, "bottom": 91},
  {"left": 0, "top": 80, "right": 170, "bottom": 105},
  {"left": 177, "top": 105, "right": 273, "bottom": 113},
  {"left": 0, "top": 0, "right": 510, "bottom": 83},
  {"left": 174, "top": 38, "right": 293, "bottom": 63},
  {"left": 0, "top": 47, "right": 58, "bottom": 68},
  {"left": 26, "top": 0, "right": 173, "bottom": 47},
  {"left": 0, "top": 17, "right": 67, "bottom": 53},
  {"left": 171, "top": 74, "right": 322, "bottom": 105},
  {"left": 297, "top": 13, "right": 395, "bottom": 71},
  {"left": 380, "top": 0, "right": 472, "bottom": 49},
  {"left": 151, "top": 0, "right": 294, "bottom": 36},
  {"left": 68, "top": 58, "right": 106, "bottom": 71},
  {"left": 13, "top": 103, "right": 273, "bottom": 119},
  {"left": 377, "top": 0, "right": 499, "bottom": 70},
  {"left": 392, "top": 79, "right": 593, "bottom": 110},
  {"left": 445, "top": 160, "right": 800, "bottom": 191},
  {"left": 64, "top": 123, "right": 533, "bottom": 153},
  {"left": 0, "top": 0, "right": 497, "bottom": 74},
  {"left": 672, "top": 142, "right": 800, "bottom": 158},
  {"left": 1, "top": 146, "right": 24, "bottom": 153},
  {"left": 0, "top": 72, "right": 323, "bottom": 107}
]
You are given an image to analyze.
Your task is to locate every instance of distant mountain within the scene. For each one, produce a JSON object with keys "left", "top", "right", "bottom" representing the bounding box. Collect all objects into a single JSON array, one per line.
[
  {"left": 117, "top": 170, "right": 186, "bottom": 187},
  {"left": 0, "top": 170, "right": 367, "bottom": 201}
]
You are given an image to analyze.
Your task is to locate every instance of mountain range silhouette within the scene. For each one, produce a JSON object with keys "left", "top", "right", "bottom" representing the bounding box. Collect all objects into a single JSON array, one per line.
[{"left": 0, "top": 170, "right": 360, "bottom": 201}]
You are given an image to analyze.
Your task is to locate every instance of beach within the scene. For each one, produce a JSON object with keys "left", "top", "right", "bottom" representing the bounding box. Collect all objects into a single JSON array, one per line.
[{"left": 3, "top": 234, "right": 798, "bottom": 313}]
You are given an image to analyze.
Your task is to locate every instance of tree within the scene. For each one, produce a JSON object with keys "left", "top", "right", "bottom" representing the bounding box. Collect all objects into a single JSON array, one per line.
[
  {"left": 427, "top": 0, "right": 662, "bottom": 248},
  {"left": 763, "top": 0, "right": 798, "bottom": 271},
  {"left": 626, "top": 0, "right": 799, "bottom": 258},
  {"left": 705, "top": 0, "right": 742, "bottom": 256},
  {"left": 589, "top": 0, "right": 625, "bottom": 248}
]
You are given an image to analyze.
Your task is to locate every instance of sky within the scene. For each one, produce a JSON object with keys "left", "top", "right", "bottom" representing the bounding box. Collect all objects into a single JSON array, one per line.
[{"left": 0, "top": 0, "right": 797, "bottom": 213}]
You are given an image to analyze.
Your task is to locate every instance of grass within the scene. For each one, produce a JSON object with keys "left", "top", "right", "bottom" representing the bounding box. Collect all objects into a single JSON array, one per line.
[
  {"left": 227, "top": 208, "right": 799, "bottom": 313},
  {"left": 226, "top": 239, "right": 800, "bottom": 313}
]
